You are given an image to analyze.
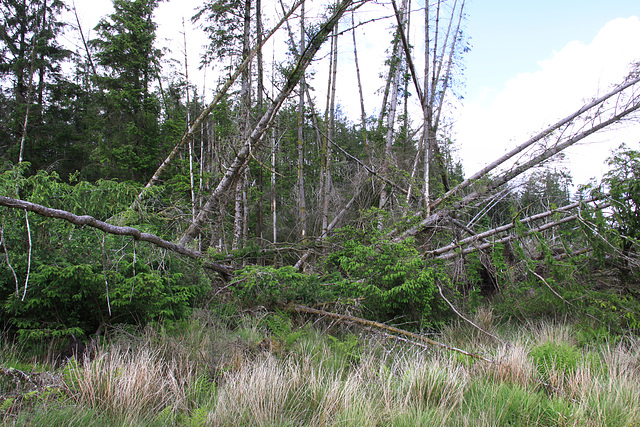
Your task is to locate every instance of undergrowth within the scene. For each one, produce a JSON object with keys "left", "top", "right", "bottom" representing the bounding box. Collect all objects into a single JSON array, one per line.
[{"left": 2, "top": 309, "right": 640, "bottom": 426}]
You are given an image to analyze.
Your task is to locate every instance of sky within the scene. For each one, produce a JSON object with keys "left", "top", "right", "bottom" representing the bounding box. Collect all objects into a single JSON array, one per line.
[
  {"left": 457, "top": 1, "right": 640, "bottom": 186},
  {"left": 67, "top": 0, "right": 640, "bottom": 187}
]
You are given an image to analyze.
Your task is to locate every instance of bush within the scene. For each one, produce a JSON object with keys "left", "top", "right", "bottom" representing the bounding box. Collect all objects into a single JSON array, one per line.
[{"left": 325, "top": 221, "right": 448, "bottom": 328}]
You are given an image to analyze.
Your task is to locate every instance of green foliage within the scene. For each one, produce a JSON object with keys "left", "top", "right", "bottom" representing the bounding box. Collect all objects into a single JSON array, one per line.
[
  {"left": 326, "top": 220, "right": 448, "bottom": 327},
  {"left": 530, "top": 341, "right": 582, "bottom": 388},
  {"left": 194, "top": 0, "right": 246, "bottom": 63},
  {"left": 603, "top": 145, "right": 640, "bottom": 243},
  {"left": 90, "top": 0, "right": 164, "bottom": 181},
  {"left": 232, "top": 265, "right": 336, "bottom": 308},
  {"left": 0, "top": 167, "right": 210, "bottom": 345}
]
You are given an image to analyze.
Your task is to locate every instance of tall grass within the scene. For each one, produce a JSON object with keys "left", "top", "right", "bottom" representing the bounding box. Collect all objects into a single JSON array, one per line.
[{"left": 2, "top": 312, "right": 640, "bottom": 426}]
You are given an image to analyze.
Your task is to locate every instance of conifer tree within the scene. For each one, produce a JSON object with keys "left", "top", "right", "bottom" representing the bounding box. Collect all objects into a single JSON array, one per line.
[{"left": 90, "top": 0, "right": 163, "bottom": 181}]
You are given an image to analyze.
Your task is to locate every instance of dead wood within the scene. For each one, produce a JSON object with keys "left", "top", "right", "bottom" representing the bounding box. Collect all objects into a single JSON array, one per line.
[
  {"left": 138, "top": 0, "right": 306, "bottom": 199},
  {"left": 430, "top": 75, "right": 640, "bottom": 211},
  {"left": 395, "top": 78, "right": 640, "bottom": 243},
  {"left": 292, "top": 303, "right": 493, "bottom": 362},
  {"left": 429, "top": 197, "right": 608, "bottom": 258},
  {"left": 436, "top": 213, "right": 582, "bottom": 260},
  {"left": 178, "top": 0, "right": 356, "bottom": 247},
  {"left": 0, "top": 196, "right": 234, "bottom": 277}
]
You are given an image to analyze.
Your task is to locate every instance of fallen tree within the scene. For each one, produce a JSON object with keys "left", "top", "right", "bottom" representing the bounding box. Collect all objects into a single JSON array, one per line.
[
  {"left": 292, "top": 303, "right": 493, "bottom": 362},
  {"left": 0, "top": 196, "right": 235, "bottom": 277}
]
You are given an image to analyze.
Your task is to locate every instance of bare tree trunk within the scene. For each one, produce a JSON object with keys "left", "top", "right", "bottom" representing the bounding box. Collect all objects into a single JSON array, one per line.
[
  {"left": 255, "top": 0, "right": 264, "bottom": 248},
  {"left": 351, "top": 10, "right": 369, "bottom": 157},
  {"left": 297, "top": 0, "right": 308, "bottom": 243},
  {"left": 72, "top": 0, "right": 97, "bottom": 76},
  {"left": 391, "top": 0, "right": 465, "bottom": 201},
  {"left": 271, "top": 128, "right": 277, "bottom": 246},
  {"left": 394, "top": 77, "right": 640, "bottom": 242},
  {"left": 431, "top": 197, "right": 605, "bottom": 258},
  {"left": 378, "top": 0, "right": 408, "bottom": 220},
  {"left": 182, "top": 19, "right": 197, "bottom": 230},
  {"left": 178, "top": 0, "right": 354, "bottom": 247},
  {"left": 0, "top": 196, "right": 234, "bottom": 276},
  {"left": 232, "top": 174, "right": 245, "bottom": 250},
  {"left": 321, "top": 25, "right": 338, "bottom": 236},
  {"left": 138, "top": 0, "right": 305, "bottom": 201},
  {"left": 431, "top": 74, "right": 640, "bottom": 211}
]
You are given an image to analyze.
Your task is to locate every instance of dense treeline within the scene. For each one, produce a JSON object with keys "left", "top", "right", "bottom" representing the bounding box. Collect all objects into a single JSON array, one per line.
[{"left": 0, "top": 0, "right": 639, "bottom": 354}]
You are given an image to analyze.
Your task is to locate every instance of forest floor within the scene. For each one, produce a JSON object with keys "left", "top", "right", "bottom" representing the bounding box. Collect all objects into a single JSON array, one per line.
[{"left": 1, "top": 308, "right": 639, "bottom": 426}]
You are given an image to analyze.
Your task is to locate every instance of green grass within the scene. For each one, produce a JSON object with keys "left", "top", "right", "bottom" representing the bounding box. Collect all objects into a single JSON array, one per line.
[{"left": 2, "top": 310, "right": 640, "bottom": 426}]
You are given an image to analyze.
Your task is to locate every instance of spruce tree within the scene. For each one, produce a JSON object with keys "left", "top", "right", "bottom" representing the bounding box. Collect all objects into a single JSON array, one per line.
[{"left": 90, "top": 0, "right": 163, "bottom": 181}]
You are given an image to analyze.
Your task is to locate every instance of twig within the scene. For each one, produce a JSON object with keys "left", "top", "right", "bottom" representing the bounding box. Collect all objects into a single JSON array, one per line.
[{"left": 435, "top": 281, "right": 508, "bottom": 346}]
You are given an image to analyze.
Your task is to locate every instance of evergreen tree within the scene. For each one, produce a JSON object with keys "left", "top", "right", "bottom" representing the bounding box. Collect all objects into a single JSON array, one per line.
[
  {"left": 90, "top": 0, "right": 163, "bottom": 181},
  {"left": 0, "top": 0, "right": 74, "bottom": 171}
]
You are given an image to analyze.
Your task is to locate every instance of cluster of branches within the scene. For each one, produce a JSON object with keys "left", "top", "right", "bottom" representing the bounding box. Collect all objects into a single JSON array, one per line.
[
  {"left": 1, "top": 0, "right": 640, "bottom": 355},
  {"left": 2, "top": 0, "right": 639, "bottom": 273}
]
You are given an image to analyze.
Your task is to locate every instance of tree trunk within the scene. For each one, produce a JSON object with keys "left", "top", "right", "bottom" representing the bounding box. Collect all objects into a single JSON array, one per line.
[
  {"left": 351, "top": 11, "right": 369, "bottom": 157},
  {"left": 138, "top": 0, "right": 305, "bottom": 200},
  {"left": 378, "top": 0, "right": 408, "bottom": 220},
  {"left": 297, "top": 0, "right": 307, "bottom": 243}
]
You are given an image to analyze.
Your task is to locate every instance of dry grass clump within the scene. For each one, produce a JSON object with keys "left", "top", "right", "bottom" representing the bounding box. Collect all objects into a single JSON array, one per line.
[
  {"left": 484, "top": 343, "right": 537, "bottom": 389},
  {"left": 66, "top": 344, "right": 198, "bottom": 422},
  {"left": 8, "top": 312, "right": 640, "bottom": 426}
]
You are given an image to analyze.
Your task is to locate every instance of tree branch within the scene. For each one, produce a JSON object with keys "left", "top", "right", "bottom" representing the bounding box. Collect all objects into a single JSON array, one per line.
[
  {"left": 179, "top": 0, "right": 357, "bottom": 246},
  {"left": 292, "top": 303, "right": 493, "bottom": 361},
  {"left": 0, "top": 196, "right": 234, "bottom": 277}
]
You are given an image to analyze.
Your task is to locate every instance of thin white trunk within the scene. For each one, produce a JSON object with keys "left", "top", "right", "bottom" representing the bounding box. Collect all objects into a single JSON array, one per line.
[
  {"left": 138, "top": 0, "right": 305, "bottom": 201},
  {"left": 322, "top": 25, "right": 338, "bottom": 235},
  {"left": 297, "top": 1, "right": 307, "bottom": 242},
  {"left": 351, "top": 10, "right": 369, "bottom": 156},
  {"left": 179, "top": 0, "right": 354, "bottom": 246},
  {"left": 271, "top": 128, "right": 277, "bottom": 245}
]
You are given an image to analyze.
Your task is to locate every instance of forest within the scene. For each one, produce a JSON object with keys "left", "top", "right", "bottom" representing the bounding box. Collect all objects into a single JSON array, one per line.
[{"left": 1, "top": 0, "right": 640, "bottom": 425}]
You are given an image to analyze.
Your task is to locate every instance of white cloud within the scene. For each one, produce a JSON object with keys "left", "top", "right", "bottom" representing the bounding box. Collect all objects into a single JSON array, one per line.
[{"left": 457, "top": 16, "right": 640, "bottom": 185}]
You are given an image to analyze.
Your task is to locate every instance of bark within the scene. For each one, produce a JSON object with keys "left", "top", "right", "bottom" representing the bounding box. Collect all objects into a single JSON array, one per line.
[
  {"left": 232, "top": 176, "right": 245, "bottom": 250},
  {"left": 178, "top": 0, "right": 356, "bottom": 247},
  {"left": 297, "top": 1, "right": 308, "bottom": 242},
  {"left": 233, "top": 0, "right": 253, "bottom": 251},
  {"left": 292, "top": 304, "right": 492, "bottom": 361},
  {"left": 0, "top": 196, "right": 235, "bottom": 277}
]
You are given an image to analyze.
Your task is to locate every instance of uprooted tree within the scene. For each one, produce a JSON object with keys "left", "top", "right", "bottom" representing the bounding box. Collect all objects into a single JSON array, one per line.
[{"left": 1, "top": 0, "right": 639, "bottom": 350}]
